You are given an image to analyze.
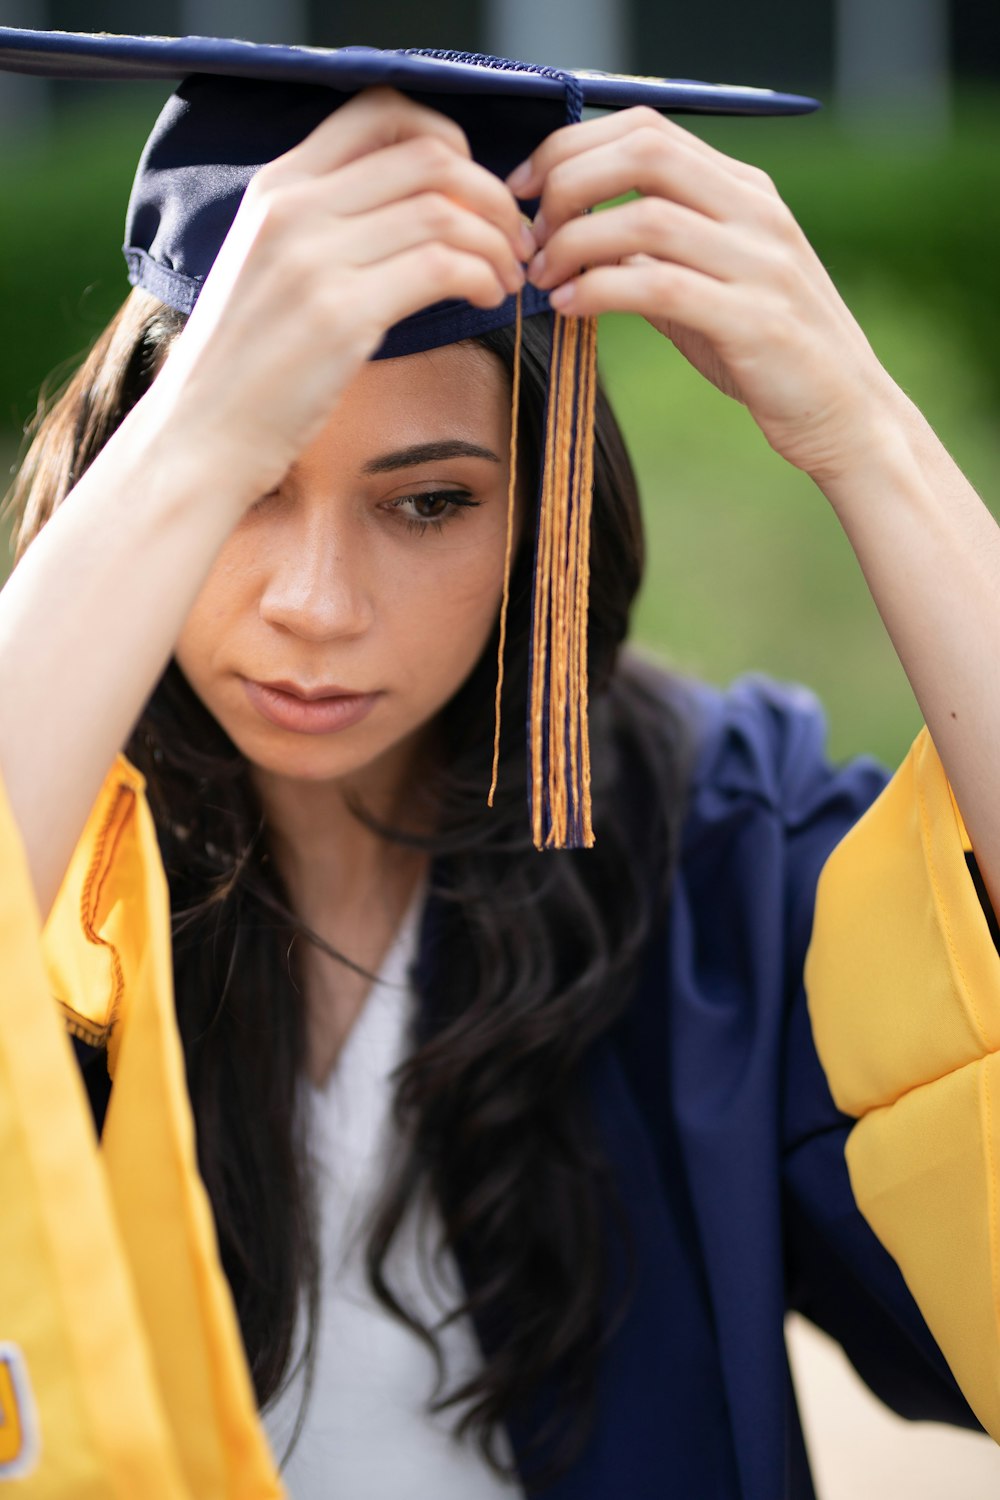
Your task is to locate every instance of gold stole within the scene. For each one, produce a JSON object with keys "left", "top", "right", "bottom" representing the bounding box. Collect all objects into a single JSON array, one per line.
[
  {"left": 0, "top": 757, "right": 283, "bottom": 1496},
  {"left": 806, "top": 726, "right": 1000, "bottom": 1441}
]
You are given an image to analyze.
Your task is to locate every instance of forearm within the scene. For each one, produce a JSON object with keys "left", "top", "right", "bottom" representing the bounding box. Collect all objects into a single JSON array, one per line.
[
  {"left": 816, "top": 384, "right": 1000, "bottom": 912},
  {"left": 515, "top": 99, "right": 1000, "bottom": 901},
  {"left": 0, "top": 93, "right": 528, "bottom": 922},
  {"left": 0, "top": 389, "right": 246, "bottom": 920}
]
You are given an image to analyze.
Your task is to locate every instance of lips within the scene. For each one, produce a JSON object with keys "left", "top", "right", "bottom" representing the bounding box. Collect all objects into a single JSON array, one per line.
[
  {"left": 258, "top": 678, "right": 357, "bottom": 701},
  {"left": 242, "top": 678, "right": 380, "bottom": 736}
]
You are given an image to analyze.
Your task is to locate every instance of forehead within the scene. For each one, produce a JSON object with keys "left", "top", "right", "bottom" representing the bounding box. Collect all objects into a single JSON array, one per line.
[{"left": 298, "top": 341, "right": 511, "bottom": 461}]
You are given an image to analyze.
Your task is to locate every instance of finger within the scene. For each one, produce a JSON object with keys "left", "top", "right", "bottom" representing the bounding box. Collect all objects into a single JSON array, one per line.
[
  {"left": 531, "top": 130, "right": 775, "bottom": 244},
  {"left": 271, "top": 134, "right": 531, "bottom": 258},
  {"left": 507, "top": 105, "right": 772, "bottom": 198},
  {"left": 335, "top": 137, "right": 528, "bottom": 249},
  {"left": 316, "top": 192, "right": 527, "bottom": 294},
  {"left": 360, "top": 242, "right": 513, "bottom": 329},
  {"left": 528, "top": 195, "right": 754, "bottom": 290},
  {"left": 547, "top": 259, "right": 737, "bottom": 340},
  {"left": 260, "top": 86, "right": 472, "bottom": 182}
]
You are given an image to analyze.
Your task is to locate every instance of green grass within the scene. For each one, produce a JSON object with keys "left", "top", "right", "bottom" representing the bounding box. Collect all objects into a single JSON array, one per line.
[{"left": 3, "top": 94, "right": 999, "bottom": 769}]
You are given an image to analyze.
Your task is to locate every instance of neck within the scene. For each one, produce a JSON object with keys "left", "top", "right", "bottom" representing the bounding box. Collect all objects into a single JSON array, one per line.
[
  {"left": 249, "top": 748, "right": 431, "bottom": 934},
  {"left": 250, "top": 755, "right": 432, "bottom": 1087}
]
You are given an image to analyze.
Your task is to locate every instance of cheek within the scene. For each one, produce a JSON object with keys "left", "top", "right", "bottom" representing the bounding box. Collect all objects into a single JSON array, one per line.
[
  {"left": 175, "top": 542, "right": 258, "bottom": 679},
  {"left": 385, "top": 531, "right": 510, "bottom": 671},
  {"left": 394, "top": 590, "right": 496, "bottom": 696}
]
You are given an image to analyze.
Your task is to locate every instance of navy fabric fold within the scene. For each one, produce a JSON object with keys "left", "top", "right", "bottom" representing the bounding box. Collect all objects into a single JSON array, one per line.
[{"left": 433, "top": 675, "right": 977, "bottom": 1498}]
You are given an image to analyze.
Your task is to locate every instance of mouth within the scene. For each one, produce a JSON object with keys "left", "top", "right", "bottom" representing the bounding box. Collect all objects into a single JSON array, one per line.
[{"left": 242, "top": 678, "right": 381, "bottom": 736}]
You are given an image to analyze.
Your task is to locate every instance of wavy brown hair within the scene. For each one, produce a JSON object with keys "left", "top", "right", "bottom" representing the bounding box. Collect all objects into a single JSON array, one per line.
[{"left": 8, "top": 288, "right": 691, "bottom": 1491}]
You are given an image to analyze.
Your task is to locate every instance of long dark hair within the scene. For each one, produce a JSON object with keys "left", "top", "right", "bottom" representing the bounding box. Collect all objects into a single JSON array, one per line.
[{"left": 9, "top": 289, "right": 691, "bottom": 1491}]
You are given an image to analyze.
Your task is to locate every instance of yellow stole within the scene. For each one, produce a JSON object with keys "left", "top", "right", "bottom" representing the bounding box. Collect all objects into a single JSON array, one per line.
[
  {"left": 0, "top": 756, "right": 282, "bottom": 1496},
  {"left": 807, "top": 726, "right": 1000, "bottom": 1440}
]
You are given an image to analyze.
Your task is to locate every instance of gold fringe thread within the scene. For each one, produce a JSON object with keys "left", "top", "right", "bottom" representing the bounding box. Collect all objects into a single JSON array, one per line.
[
  {"left": 531, "top": 310, "right": 598, "bottom": 850},
  {"left": 489, "top": 298, "right": 598, "bottom": 851}
]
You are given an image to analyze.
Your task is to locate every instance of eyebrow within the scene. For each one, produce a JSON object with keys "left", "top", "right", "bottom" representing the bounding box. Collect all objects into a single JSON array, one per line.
[{"left": 361, "top": 440, "right": 502, "bottom": 475}]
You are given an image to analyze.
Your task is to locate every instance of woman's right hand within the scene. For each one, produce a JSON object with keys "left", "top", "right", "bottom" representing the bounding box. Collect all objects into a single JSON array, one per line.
[
  {"left": 0, "top": 87, "right": 531, "bottom": 918},
  {"left": 152, "top": 87, "right": 532, "bottom": 510}
]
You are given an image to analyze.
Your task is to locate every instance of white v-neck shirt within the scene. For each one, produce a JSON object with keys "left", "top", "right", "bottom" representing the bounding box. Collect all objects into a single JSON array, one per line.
[{"left": 260, "top": 890, "right": 526, "bottom": 1499}]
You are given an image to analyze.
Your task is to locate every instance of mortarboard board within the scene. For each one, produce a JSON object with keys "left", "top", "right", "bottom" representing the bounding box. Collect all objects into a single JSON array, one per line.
[{"left": 0, "top": 29, "right": 819, "bottom": 847}]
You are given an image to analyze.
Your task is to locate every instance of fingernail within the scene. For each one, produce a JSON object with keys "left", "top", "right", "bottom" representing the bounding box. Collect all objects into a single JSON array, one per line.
[
  {"left": 533, "top": 209, "right": 549, "bottom": 244},
  {"left": 518, "top": 221, "right": 537, "bottom": 261},
  {"left": 549, "top": 281, "right": 576, "bottom": 309},
  {"left": 507, "top": 160, "right": 532, "bottom": 194},
  {"left": 507, "top": 262, "right": 527, "bottom": 293},
  {"left": 528, "top": 248, "right": 548, "bottom": 284}
]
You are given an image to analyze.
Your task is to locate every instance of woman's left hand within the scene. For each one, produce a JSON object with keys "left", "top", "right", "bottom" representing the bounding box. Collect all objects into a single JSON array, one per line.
[
  {"left": 511, "top": 108, "right": 897, "bottom": 485},
  {"left": 514, "top": 105, "right": 1000, "bottom": 921}
]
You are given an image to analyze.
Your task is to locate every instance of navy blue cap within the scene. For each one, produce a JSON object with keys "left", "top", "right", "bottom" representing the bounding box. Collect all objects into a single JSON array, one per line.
[
  {"left": 0, "top": 29, "right": 819, "bottom": 356},
  {"left": 0, "top": 30, "right": 818, "bottom": 111},
  {"left": 122, "top": 67, "right": 566, "bottom": 356}
]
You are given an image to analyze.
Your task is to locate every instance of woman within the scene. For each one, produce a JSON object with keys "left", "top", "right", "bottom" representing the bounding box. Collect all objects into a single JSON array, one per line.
[{"left": 0, "top": 33, "right": 998, "bottom": 1500}]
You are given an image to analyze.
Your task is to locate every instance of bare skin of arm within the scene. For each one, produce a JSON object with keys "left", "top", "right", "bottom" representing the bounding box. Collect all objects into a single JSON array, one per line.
[
  {"left": 814, "top": 399, "right": 1000, "bottom": 916},
  {"left": 0, "top": 88, "right": 529, "bottom": 919},
  {"left": 0, "top": 399, "right": 246, "bottom": 919},
  {"left": 517, "top": 107, "right": 1000, "bottom": 912}
]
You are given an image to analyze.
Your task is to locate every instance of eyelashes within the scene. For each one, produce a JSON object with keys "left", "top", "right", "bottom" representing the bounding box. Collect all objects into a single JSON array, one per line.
[
  {"left": 244, "top": 488, "right": 482, "bottom": 538},
  {"left": 385, "top": 490, "right": 482, "bottom": 537}
]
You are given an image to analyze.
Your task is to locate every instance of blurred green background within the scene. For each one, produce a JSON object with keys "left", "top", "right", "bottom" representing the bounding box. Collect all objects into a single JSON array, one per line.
[{"left": 2, "top": 89, "right": 998, "bottom": 767}]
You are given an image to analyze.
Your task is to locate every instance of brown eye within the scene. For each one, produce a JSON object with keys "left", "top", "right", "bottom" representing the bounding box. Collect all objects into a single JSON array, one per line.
[
  {"left": 386, "top": 490, "right": 481, "bottom": 534},
  {"left": 411, "top": 492, "right": 451, "bottom": 520}
]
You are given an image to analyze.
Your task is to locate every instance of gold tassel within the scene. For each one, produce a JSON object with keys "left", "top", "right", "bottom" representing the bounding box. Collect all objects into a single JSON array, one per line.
[
  {"left": 531, "top": 310, "right": 598, "bottom": 850},
  {"left": 489, "top": 297, "right": 598, "bottom": 852}
]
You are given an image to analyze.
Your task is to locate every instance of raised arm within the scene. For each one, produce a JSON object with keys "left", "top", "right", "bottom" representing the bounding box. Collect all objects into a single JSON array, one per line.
[
  {"left": 513, "top": 107, "right": 1000, "bottom": 910},
  {"left": 0, "top": 88, "right": 528, "bottom": 918}
]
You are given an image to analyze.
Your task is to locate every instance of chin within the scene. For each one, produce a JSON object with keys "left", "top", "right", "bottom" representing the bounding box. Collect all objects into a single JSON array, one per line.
[
  {"left": 247, "top": 714, "right": 434, "bottom": 789},
  {"left": 226, "top": 726, "right": 376, "bottom": 784}
]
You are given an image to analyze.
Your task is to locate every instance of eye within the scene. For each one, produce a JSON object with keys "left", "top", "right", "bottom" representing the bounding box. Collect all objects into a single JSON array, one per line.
[
  {"left": 402, "top": 492, "right": 454, "bottom": 521},
  {"left": 386, "top": 489, "right": 481, "bottom": 535}
]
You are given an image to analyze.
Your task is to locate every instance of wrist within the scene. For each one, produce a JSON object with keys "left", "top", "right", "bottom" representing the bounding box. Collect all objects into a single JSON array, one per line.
[
  {"left": 808, "top": 374, "right": 926, "bottom": 510},
  {"left": 120, "top": 374, "right": 262, "bottom": 533}
]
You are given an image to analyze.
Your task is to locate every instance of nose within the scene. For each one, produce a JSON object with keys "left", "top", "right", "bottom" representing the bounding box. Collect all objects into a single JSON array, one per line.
[{"left": 258, "top": 503, "right": 375, "bottom": 644}]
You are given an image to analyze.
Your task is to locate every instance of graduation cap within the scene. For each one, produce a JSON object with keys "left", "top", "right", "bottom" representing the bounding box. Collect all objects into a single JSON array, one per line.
[{"left": 0, "top": 28, "right": 818, "bottom": 848}]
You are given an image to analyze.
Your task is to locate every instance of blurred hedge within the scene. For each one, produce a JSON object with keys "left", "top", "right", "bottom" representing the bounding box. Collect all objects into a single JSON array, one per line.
[
  {"left": 695, "top": 95, "right": 1000, "bottom": 405},
  {"left": 0, "top": 98, "right": 160, "bottom": 440}
]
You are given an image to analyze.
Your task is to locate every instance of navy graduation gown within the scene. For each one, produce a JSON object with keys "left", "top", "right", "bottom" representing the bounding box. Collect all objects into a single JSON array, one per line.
[
  {"left": 71, "top": 674, "right": 981, "bottom": 1497},
  {"left": 435, "top": 675, "right": 981, "bottom": 1499}
]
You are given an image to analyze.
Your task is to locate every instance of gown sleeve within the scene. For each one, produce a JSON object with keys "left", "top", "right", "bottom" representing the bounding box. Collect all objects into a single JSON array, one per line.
[
  {"left": 674, "top": 675, "right": 986, "bottom": 1444},
  {"left": 805, "top": 724, "right": 1000, "bottom": 1443},
  {"left": 0, "top": 757, "right": 284, "bottom": 1496}
]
